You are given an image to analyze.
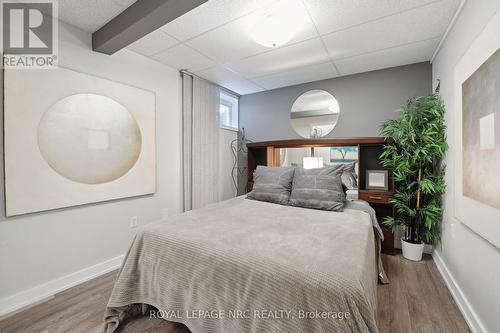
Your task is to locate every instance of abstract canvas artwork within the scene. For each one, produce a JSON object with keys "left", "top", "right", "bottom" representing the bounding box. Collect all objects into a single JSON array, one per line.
[
  {"left": 330, "top": 146, "right": 358, "bottom": 163},
  {"left": 462, "top": 48, "right": 500, "bottom": 210},
  {"left": 4, "top": 67, "right": 156, "bottom": 216},
  {"left": 454, "top": 9, "right": 500, "bottom": 249},
  {"left": 37, "top": 94, "right": 143, "bottom": 185}
]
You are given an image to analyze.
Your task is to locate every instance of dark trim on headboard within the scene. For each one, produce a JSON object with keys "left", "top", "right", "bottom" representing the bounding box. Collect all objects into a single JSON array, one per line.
[{"left": 247, "top": 137, "right": 390, "bottom": 148}]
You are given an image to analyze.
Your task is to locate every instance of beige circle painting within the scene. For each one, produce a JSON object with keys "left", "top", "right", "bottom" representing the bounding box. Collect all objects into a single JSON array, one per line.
[{"left": 38, "top": 94, "right": 142, "bottom": 184}]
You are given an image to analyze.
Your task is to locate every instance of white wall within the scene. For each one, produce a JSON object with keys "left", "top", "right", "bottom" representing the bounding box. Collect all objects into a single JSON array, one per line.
[
  {"left": 432, "top": 1, "right": 500, "bottom": 332},
  {"left": 0, "top": 21, "right": 182, "bottom": 315}
]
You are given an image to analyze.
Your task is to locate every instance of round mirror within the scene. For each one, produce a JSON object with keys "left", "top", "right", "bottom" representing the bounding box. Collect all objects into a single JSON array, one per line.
[{"left": 290, "top": 90, "right": 340, "bottom": 138}]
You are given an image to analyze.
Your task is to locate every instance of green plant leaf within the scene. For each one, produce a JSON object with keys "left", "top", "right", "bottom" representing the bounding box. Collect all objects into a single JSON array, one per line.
[{"left": 378, "top": 86, "right": 448, "bottom": 245}]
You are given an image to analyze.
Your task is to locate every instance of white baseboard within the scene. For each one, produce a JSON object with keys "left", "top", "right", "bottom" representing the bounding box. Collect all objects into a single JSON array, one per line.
[
  {"left": 0, "top": 254, "right": 125, "bottom": 318},
  {"left": 432, "top": 251, "right": 487, "bottom": 333}
]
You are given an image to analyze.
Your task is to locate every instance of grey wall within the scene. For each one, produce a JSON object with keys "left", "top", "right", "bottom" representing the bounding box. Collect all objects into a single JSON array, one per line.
[{"left": 240, "top": 62, "right": 432, "bottom": 142}]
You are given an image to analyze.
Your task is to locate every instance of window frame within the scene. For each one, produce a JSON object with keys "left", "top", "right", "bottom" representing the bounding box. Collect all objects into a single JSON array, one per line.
[{"left": 219, "top": 90, "right": 239, "bottom": 131}]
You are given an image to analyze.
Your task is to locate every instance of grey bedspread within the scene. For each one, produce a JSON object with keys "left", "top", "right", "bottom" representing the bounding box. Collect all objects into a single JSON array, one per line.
[{"left": 104, "top": 197, "right": 387, "bottom": 333}]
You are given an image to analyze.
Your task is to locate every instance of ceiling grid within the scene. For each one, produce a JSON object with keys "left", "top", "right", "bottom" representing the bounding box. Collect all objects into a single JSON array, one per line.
[{"left": 58, "top": 0, "right": 462, "bottom": 94}]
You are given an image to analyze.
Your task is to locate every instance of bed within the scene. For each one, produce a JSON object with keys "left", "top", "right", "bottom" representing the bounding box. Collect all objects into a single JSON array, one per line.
[{"left": 104, "top": 196, "right": 388, "bottom": 333}]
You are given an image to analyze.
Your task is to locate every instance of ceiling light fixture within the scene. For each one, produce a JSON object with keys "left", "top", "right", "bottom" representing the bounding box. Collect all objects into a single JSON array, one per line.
[{"left": 250, "top": 1, "right": 304, "bottom": 48}]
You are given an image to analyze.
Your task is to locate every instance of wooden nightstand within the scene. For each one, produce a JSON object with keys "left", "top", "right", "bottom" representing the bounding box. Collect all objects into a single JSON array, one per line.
[{"left": 359, "top": 190, "right": 396, "bottom": 255}]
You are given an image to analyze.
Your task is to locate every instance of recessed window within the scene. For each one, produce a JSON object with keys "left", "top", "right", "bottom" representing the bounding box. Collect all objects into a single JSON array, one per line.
[{"left": 219, "top": 91, "right": 239, "bottom": 130}]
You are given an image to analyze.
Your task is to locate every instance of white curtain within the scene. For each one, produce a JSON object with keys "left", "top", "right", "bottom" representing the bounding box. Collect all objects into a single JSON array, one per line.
[{"left": 182, "top": 73, "right": 220, "bottom": 211}]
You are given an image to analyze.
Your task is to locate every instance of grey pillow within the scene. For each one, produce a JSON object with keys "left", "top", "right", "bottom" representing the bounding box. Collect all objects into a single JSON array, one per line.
[
  {"left": 289, "top": 165, "right": 346, "bottom": 211},
  {"left": 247, "top": 166, "right": 295, "bottom": 205},
  {"left": 331, "top": 162, "right": 358, "bottom": 190}
]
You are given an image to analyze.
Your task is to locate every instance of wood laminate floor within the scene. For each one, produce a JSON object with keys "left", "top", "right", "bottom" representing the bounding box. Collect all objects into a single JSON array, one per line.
[{"left": 0, "top": 254, "right": 470, "bottom": 333}]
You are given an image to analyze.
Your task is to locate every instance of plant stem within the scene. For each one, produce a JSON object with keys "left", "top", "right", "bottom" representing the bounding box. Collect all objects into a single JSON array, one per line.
[
  {"left": 416, "top": 168, "right": 422, "bottom": 209},
  {"left": 416, "top": 168, "right": 422, "bottom": 243}
]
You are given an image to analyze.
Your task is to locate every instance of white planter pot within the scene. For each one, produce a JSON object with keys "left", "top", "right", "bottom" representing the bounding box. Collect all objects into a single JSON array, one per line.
[{"left": 401, "top": 238, "right": 424, "bottom": 261}]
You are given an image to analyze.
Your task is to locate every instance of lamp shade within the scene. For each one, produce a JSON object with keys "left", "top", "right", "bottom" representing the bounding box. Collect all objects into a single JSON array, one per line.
[{"left": 303, "top": 157, "right": 323, "bottom": 169}]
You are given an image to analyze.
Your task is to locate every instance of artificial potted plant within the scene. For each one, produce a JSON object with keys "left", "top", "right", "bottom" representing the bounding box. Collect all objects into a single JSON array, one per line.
[{"left": 379, "top": 83, "right": 448, "bottom": 261}]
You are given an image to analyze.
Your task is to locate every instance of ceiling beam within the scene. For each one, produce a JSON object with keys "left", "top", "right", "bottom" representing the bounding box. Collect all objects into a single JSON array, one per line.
[{"left": 92, "top": 0, "right": 207, "bottom": 55}]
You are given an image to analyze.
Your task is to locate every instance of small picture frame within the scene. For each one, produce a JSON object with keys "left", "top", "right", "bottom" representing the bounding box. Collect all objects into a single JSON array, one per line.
[{"left": 366, "top": 170, "right": 389, "bottom": 191}]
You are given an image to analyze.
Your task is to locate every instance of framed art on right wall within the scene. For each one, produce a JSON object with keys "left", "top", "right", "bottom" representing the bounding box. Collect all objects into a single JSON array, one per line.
[{"left": 454, "top": 9, "right": 500, "bottom": 249}]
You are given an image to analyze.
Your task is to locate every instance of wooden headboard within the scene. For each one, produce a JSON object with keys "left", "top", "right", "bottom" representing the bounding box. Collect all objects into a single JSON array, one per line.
[{"left": 246, "top": 137, "right": 393, "bottom": 193}]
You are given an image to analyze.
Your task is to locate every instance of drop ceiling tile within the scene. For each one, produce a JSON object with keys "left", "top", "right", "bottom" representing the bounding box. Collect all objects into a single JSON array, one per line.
[
  {"left": 127, "top": 30, "right": 179, "bottom": 57},
  {"left": 195, "top": 66, "right": 264, "bottom": 95},
  {"left": 252, "top": 62, "right": 337, "bottom": 90},
  {"left": 226, "top": 38, "right": 330, "bottom": 78},
  {"left": 186, "top": 0, "right": 318, "bottom": 63},
  {"left": 335, "top": 38, "right": 439, "bottom": 76},
  {"left": 223, "top": 80, "right": 265, "bottom": 95},
  {"left": 303, "top": 0, "right": 439, "bottom": 35},
  {"left": 322, "top": 0, "right": 454, "bottom": 61},
  {"left": 185, "top": 20, "right": 269, "bottom": 64},
  {"left": 196, "top": 66, "right": 243, "bottom": 84},
  {"left": 152, "top": 44, "right": 216, "bottom": 71},
  {"left": 160, "top": 0, "right": 279, "bottom": 41},
  {"left": 58, "top": 0, "right": 135, "bottom": 32}
]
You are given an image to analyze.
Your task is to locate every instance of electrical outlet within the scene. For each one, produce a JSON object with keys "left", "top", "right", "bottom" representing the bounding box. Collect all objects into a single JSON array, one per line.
[{"left": 130, "top": 216, "right": 138, "bottom": 228}]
